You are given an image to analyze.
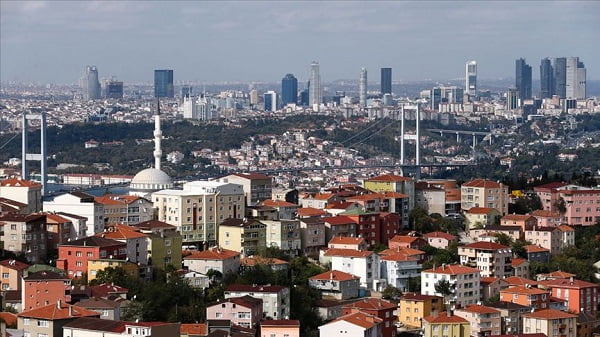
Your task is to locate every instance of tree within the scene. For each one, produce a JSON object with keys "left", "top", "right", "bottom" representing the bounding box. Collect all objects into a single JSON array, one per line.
[
  {"left": 381, "top": 285, "right": 403, "bottom": 301},
  {"left": 493, "top": 233, "right": 514, "bottom": 247},
  {"left": 434, "top": 279, "right": 452, "bottom": 304}
]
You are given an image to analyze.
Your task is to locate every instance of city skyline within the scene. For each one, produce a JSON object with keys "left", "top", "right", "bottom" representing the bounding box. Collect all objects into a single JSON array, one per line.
[{"left": 1, "top": 1, "right": 598, "bottom": 84}]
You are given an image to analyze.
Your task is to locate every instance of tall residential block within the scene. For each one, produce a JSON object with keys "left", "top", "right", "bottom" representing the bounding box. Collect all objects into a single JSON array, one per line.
[
  {"left": 515, "top": 58, "right": 532, "bottom": 100},
  {"left": 154, "top": 69, "right": 174, "bottom": 98},
  {"left": 465, "top": 60, "right": 477, "bottom": 96},
  {"left": 309, "top": 61, "right": 322, "bottom": 110},
  {"left": 381, "top": 67, "right": 392, "bottom": 95},
  {"left": 281, "top": 73, "right": 298, "bottom": 106},
  {"left": 566, "top": 57, "right": 586, "bottom": 99}
]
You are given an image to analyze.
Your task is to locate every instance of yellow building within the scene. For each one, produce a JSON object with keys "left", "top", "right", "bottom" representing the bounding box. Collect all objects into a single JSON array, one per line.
[
  {"left": 218, "top": 218, "right": 266, "bottom": 256},
  {"left": 363, "top": 174, "right": 415, "bottom": 209},
  {"left": 87, "top": 259, "right": 139, "bottom": 281},
  {"left": 423, "top": 313, "right": 470, "bottom": 337},
  {"left": 399, "top": 293, "right": 444, "bottom": 328}
]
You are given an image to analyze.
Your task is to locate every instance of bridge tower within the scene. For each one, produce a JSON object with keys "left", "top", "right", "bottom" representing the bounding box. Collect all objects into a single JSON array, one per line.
[
  {"left": 22, "top": 111, "right": 47, "bottom": 195},
  {"left": 399, "top": 103, "right": 421, "bottom": 178}
]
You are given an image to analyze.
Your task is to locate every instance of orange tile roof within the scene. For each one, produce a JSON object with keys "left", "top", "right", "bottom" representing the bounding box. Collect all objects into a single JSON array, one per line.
[
  {"left": 18, "top": 303, "right": 100, "bottom": 320},
  {"left": 458, "top": 304, "right": 500, "bottom": 314},
  {"left": 530, "top": 210, "right": 561, "bottom": 218},
  {"left": 325, "top": 216, "right": 357, "bottom": 226},
  {"left": 241, "top": 256, "right": 289, "bottom": 267},
  {"left": 525, "top": 245, "right": 550, "bottom": 253},
  {"left": 543, "top": 270, "right": 576, "bottom": 279},
  {"left": 0, "top": 178, "right": 42, "bottom": 187},
  {"left": 231, "top": 172, "right": 272, "bottom": 180},
  {"left": 556, "top": 224, "right": 574, "bottom": 232},
  {"left": 380, "top": 247, "right": 424, "bottom": 256},
  {"left": 500, "top": 285, "right": 548, "bottom": 295},
  {"left": 423, "top": 231, "right": 457, "bottom": 241},
  {"left": 480, "top": 277, "right": 500, "bottom": 284},
  {"left": 0, "top": 312, "right": 17, "bottom": 326},
  {"left": 538, "top": 278, "right": 599, "bottom": 289},
  {"left": 297, "top": 207, "right": 327, "bottom": 217},
  {"left": 310, "top": 270, "right": 360, "bottom": 282},
  {"left": 382, "top": 191, "right": 409, "bottom": 198},
  {"left": 466, "top": 207, "right": 498, "bottom": 214},
  {"left": 180, "top": 323, "right": 207, "bottom": 335},
  {"left": 330, "top": 312, "right": 382, "bottom": 329},
  {"left": 183, "top": 247, "right": 240, "bottom": 260},
  {"left": 324, "top": 248, "right": 374, "bottom": 258},
  {"left": 328, "top": 236, "right": 365, "bottom": 245},
  {"left": 367, "top": 174, "right": 413, "bottom": 182},
  {"left": 462, "top": 241, "right": 509, "bottom": 250},
  {"left": 502, "top": 214, "right": 535, "bottom": 221},
  {"left": 389, "top": 235, "right": 423, "bottom": 244},
  {"left": 380, "top": 253, "right": 417, "bottom": 262},
  {"left": 346, "top": 193, "right": 383, "bottom": 201},
  {"left": 462, "top": 179, "right": 502, "bottom": 188},
  {"left": 261, "top": 199, "right": 298, "bottom": 207},
  {"left": 511, "top": 258, "right": 528, "bottom": 267},
  {"left": 0, "top": 259, "right": 30, "bottom": 271},
  {"left": 343, "top": 297, "right": 396, "bottom": 310},
  {"left": 313, "top": 193, "right": 335, "bottom": 200},
  {"left": 94, "top": 194, "right": 144, "bottom": 205},
  {"left": 503, "top": 276, "right": 538, "bottom": 287},
  {"left": 423, "top": 264, "right": 480, "bottom": 275},
  {"left": 523, "top": 308, "right": 577, "bottom": 320},
  {"left": 95, "top": 225, "right": 147, "bottom": 239},
  {"left": 423, "top": 313, "right": 468, "bottom": 324}
]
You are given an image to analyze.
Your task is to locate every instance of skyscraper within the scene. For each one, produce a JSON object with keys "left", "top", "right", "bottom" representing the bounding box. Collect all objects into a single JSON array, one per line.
[
  {"left": 359, "top": 67, "right": 367, "bottom": 107},
  {"left": 309, "top": 61, "right": 322, "bottom": 111},
  {"left": 566, "top": 57, "right": 586, "bottom": 99},
  {"left": 553, "top": 58, "right": 567, "bottom": 98},
  {"left": 105, "top": 79, "right": 123, "bottom": 99},
  {"left": 465, "top": 61, "right": 477, "bottom": 96},
  {"left": 281, "top": 73, "right": 298, "bottom": 106},
  {"left": 515, "top": 58, "right": 532, "bottom": 100},
  {"left": 80, "top": 66, "right": 101, "bottom": 100},
  {"left": 506, "top": 87, "right": 519, "bottom": 110},
  {"left": 380, "top": 67, "right": 392, "bottom": 95},
  {"left": 264, "top": 91, "right": 278, "bottom": 112},
  {"left": 181, "top": 85, "right": 193, "bottom": 99},
  {"left": 540, "top": 58, "right": 554, "bottom": 99},
  {"left": 154, "top": 70, "right": 174, "bottom": 98}
]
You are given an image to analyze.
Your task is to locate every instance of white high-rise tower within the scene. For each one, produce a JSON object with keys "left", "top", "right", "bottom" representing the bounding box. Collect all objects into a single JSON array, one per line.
[
  {"left": 359, "top": 67, "right": 367, "bottom": 107},
  {"left": 465, "top": 61, "right": 477, "bottom": 96},
  {"left": 309, "top": 61, "right": 322, "bottom": 111},
  {"left": 566, "top": 57, "right": 586, "bottom": 99}
]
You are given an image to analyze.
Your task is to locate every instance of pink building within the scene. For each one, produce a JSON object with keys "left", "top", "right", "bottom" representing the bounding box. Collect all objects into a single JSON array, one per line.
[
  {"left": 260, "top": 320, "right": 300, "bottom": 337},
  {"left": 534, "top": 183, "right": 600, "bottom": 226},
  {"left": 524, "top": 226, "right": 562, "bottom": 255},
  {"left": 328, "top": 236, "right": 367, "bottom": 251},
  {"left": 206, "top": 295, "right": 263, "bottom": 328},
  {"left": 530, "top": 210, "right": 562, "bottom": 227},
  {"left": 422, "top": 231, "right": 457, "bottom": 249},
  {"left": 454, "top": 304, "right": 501, "bottom": 336}
]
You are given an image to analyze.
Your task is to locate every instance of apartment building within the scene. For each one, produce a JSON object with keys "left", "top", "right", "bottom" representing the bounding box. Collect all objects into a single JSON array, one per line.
[
  {"left": 94, "top": 194, "right": 153, "bottom": 225},
  {"left": 183, "top": 247, "right": 240, "bottom": 275},
  {"left": 129, "top": 220, "right": 183, "bottom": 270},
  {"left": 22, "top": 271, "right": 70, "bottom": 311},
  {"left": 380, "top": 253, "right": 421, "bottom": 292},
  {"left": 458, "top": 241, "right": 513, "bottom": 278},
  {"left": 499, "top": 286, "right": 550, "bottom": 309},
  {"left": 18, "top": 303, "right": 99, "bottom": 337},
  {"left": 206, "top": 295, "right": 263, "bottom": 328},
  {"left": 0, "top": 213, "right": 47, "bottom": 263},
  {"left": 534, "top": 183, "right": 600, "bottom": 226},
  {"left": 309, "top": 270, "right": 360, "bottom": 300},
  {"left": 524, "top": 226, "right": 563, "bottom": 255},
  {"left": 454, "top": 304, "right": 501, "bottom": 337},
  {"left": 43, "top": 191, "right": 105, "bottom": 236},
  {"left": 319, "top": 312, "right": 382, "bottom": 337},
  {"left": 56, "top": 236, "right": 127, "bottom": 278},
  {"left": 215, "top": 172, "right": 273, "bottom": 206},
  {"left": 224, "top": 284, "right": 290, "bottom": 320},
  {"left": 538, "top": 278, "right": 600, "bottom": 315},
  {"left": 262, "top": 220, "right": 302, "bottom": 254},
  {"left": 324, "top": 248, "right": 382, "bottom": 291},
  {"left": 421, "top": 264, "right": 481, "bottom": 308},
  {"left": 0, "top": 259, "right": 29, "bottom": 291},
  {"left": 415, "top": 179, "right": 461, "bottom": 216},
  {"left": 0, "top": 178, "right": 42, "bottom": 213},
  {"left": 423, "top": 313, "right": 470, "bottom": 337},
  {"left": 300, "top": 218, "right": 326, "bottom": 256},
  {"left": 461, "top": 179, "right": 509, "bottom": 215},
  {"left": 364, "top": 174, "right": 415, "bottom": 211},
  {"left": 522, "top": 309, "right": 577, "bottom": 337},
  {"left": 219, "top": 218, "right": 266, "bottom": 256},
  {"left": 342, "top": 298, "right": 397, "bottom": 337},
  {"left": 464, "top": 207, "right": 501, "bottom": 229},
  {"left": 500, "top": 214, "right": 537, "bottom": 231}
]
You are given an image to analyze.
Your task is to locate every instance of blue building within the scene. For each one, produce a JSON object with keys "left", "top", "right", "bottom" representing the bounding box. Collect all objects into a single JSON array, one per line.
[
  {"left": 380, "top": 68, "right": 392, "bottom": 95},
  {"left": 264, "top": 91, "right": 278, "bottom": 112},
  {"left": 154, "top": 70, "right": 174, "bottom": 98},
  {"left": 515, "top": 58, "right": 532, "bottom": 100},
  {"left": 281, "top": 74, "right": 298, "bottom": 106}
]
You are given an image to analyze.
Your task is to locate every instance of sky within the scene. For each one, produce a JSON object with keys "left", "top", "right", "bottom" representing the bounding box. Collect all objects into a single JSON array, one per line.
[{"left": 1, "top": 1, "right": 598, "bottom": 84}]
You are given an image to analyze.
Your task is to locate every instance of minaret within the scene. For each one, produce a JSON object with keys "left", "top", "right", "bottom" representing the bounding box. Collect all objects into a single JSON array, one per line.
[{"left": 153, "top": 99, "right": 162, "bottom": 170}]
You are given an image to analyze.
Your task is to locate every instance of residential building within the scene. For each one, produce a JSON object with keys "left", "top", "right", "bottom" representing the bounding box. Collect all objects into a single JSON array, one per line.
[
  {"left": 260, "top": 319, "right": 300, "bottom": 337},
  {"left": 260, "top": 199, "right": 299, "bottom": 220},
  {"left": 363, "top": 174, "right": 415, "bottom": 210},
  {"left": 423, "top": 231, "right": 458, "bottom": 249},
  {"left": 22, "top": 271, "right": 70, "bottom": 311},
  {"left": 415, "top": 180, "right": 461, "bottom": 216},
  {"left": 262, "top": 220, "right": 302, "bottom": 255},
  {"left": 219, "top": 218, "right": 266, "bottom": 256},
  {"left": 388, "top": 235, "right": 427, "bottom": 250},
  {"left": 522, "top": 309, "right": 577, "bottom": 337},
  {"left": 328, "top": 236, "right": 368, "bottom": 251},
  {"left": 525, "top": 245, "right": 551, "bottom": 263},
  {"left": 319, "top": 312, "right": 382, "bottom": 337},
  {"left": 537, "top": 278, "right": 600, "bottom": 315},
  {"left": 499, "top": 286, "right": 550, "bottom": 309},
  {"left": 0, "top": 178, "right": 43, "bottom": 213},
  {"left": 323, "top": 248, "right": 382, "bottom": 291},
  {"left": 94, "top": 194, "right": 153, "bottom": 225},
  {"left": 43, "top": 191, "right": 105, "bottom": 236},
  {"left": 480, "top": 277, "right": 509, "bottom": 302},
  {"left": 500, "top": 214, "right": 537, "bottom": 231},
  {"left": 76, "top": 297, "right": 122, "bottom": 320},
  {"left": 469, "top": 225, "right": 522, "bottom": 242},
  {"left": 95, "top": 224, "right": 149, "bottom": 265},
  {"left": 182, "top": 270, "right": 209, "bottom": 289},
  {"left": 0, "top": 197, "right": 28, "bottom": 215},
  {"left": 299, "top": 218, "right": 326, "bottom": 256},
  {"left": 309, "top": 270, "right": 360, "bottom": 300},
  {"left": 339, "top": 209, "right": 381, "bottom": 248},
  {"left": 45, "top": 213, "right": 78, "bottom": 249},
  {"left": 464, "top": 207, "right": 501, "bottom": 229},
  {"left": 215, "top": 173, "right": 273, "bottom": 206},
  {"left": 398, "top": 293, "right": 444, "bottom": 328},
  {"left": 225, "top": 284, "right": 290, "bottom": 320},
  {"left": 206, "top": 295, "right": 263, "bottom": 328},
  {"left": 342, "top": 298, "right": 397, "bottom": 337},
  {"left": 454, "top": 304, "right": 501, "bottom": 337},
  {"left": 183, "top": 247, "right": 240, "bottom": 275},
  {"left": 152, "top": 180, "right": 245, "bottom": 246},
  {"left": 511, "top": 258, "right": 530, "bottom": 279},
  {"left": 129, "top": 220, "right": 182, "bottom": 270},
  {"left": 379, "top": 247, "right": 426, "bottom": 263},
  {"left": 241, "top": 256, "right": 289, "bottom": 272},
  {"left": 56, "top": 236, "right": 127, "bottom": 279},
  {"left": 530, "top": 210, "right": 562, "bottom": 228},
  {"left": 524, "top": 226, "right": 563, "bottom": 255},
  {"left": 423, "top": 313, "right": 470, "bottom": 337},
  {"left": 299, "top": 192, "right": 337, "bottom": 209},
  {"left": 324, "top": 216, "right": 357, "bottom": 243},
  {"left": 461, "top": 179, "right": 509, "bottom": 215},
  {"left": 557, "top": 225, "right": 575, "bottom": 247},
  {"left": 380, "top": 253, "right": 421, "bottom": 292},
  {"left": 63, "top": 317, "right": 180, "bottom": 336},
  {"left": 458, "top": 241, "right": 513, "bottom": 278},
  {"left": 0, "top": 213, "right": 47, "bottom": 263},
  {"left": 87, "top": 259, "right": 139, "bottom": 282},
  {"left": 421, "top": 264, "right": 481, "bottom": 308},
  {"left": 0, "top": 259, "right": 29, "bottom": 291},
  {"left": 534, "top": 183, "right": 600, "bottom": 226},
  {"left": 487, "top": 301, "right": 530, "bottom": 334},
  {"left": 18, "top": 302, "right": 100, "bottom": 337}
]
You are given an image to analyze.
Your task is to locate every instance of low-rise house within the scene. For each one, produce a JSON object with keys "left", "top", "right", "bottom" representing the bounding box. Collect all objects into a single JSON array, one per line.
[
  {"left": 183, "top": 247, "right": 241, "bottom": 275},
  {"left": 323, "top": 248, "right": 382, "bottom": 291},
  {"left": 480, "top": 277, "right": 509, "bottom": 302},
  {"left": 260, "top": 319, "right": 300, "bottom": 337},
  {"left": 398, "top": 293, "right": 444, "bottom": 328},
  {"left": 423, "top": 231, "right": 458, "bottom": 249},
  {"left": 22, "top": 271, "right": 70, "bottom": 311},
  {"left": 454, "top": 304, "right": 501, "bottom": 337},
  {"left": 182, "top": 270, "right": 210, "bottom": 289},
  {"left": 309, "top": 270, "right": 360, "bottom": 300},
  {"left": 500, "top": 214, "right": 537, "bottom": 231},
  {"left": 487, "top": 301, "right": 530, "bottom": 334},
  {"left": 423, "top": 313, "right": 470, "bottom": 337},
  {"left": 464, "top": 207, "right": 501, "bottom": 229},
  {"left": 469, "top": 225, "right": 522, "bottom": 242},
  {"left": 499, "top": 286, "right": 550, "bottom": 310},
  {"left": 536, "top": 271, "right": 576, "bottom": 282},
  {"left": 328, "top": 236, "right": 368, "bottom": 251},
  {"left": 62, "top": 317, "right": 180, "bottom": 336},
  {"left": 530, "top": 210, "right": 562, "bottom": 227},
  {"left": 342, "top": 298, "right": 398, "bottom": 337},
  {"left": 206, "top": 296, "right": 263, "bottom": 328},
  {"left": 76, "top": 297, "right": 122, "bottom": 320},
  {"left": 421, "top": 264, "right": 481, "bottom": 308},
  {"left": 90, "top": 283, "right": 128, "bottom": 299},
  {"left": 525, "top": 245, "right": 551, "bottom": 263},
  {"left": 379, "top": 247, "right": 426, "bottom": 263},
  {"left": 388, "top": 235, "right": 427, "bottom": 250},
  {"left": 17, "top": 302, "right": 100, "bottom": 337},
  {"left": 224, "top": 284, "right": 290, "bottom": 320},
  {"left": 319, "top": 311, "right": 382, "bottom": 337},
  {"left": 240, "top": 256, "right": 289, "bottom": 271},
  {"left": 511, "top": 258, "right": 530, "bottom": 279},
  {"left": 522, "top": 309, "right": 577, "bottom": 337},
  {"left": 315, "top": 299, "right": 362, "bottom": 322},
  {"left": 556, "top": 225, "right": 575, "bottom": 248},
  {"left": 0, "top": 259, "right": 29, "bottom": 291},
  {"left": 525, "top": 226, "right": 563, "bottom": 255},
  {"left": 458, "top": 241, "right": 513, "bottom": 278}
]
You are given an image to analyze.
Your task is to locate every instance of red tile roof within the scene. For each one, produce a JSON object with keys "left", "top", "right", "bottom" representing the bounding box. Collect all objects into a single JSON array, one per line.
[
  {"left": 324, "top": 216, "right": 357, "bottom": 226},
  {"left": 367, "top": 174, "right": 413, "bottom": 182},
  {"left": 380, "top": 253, "right": 418, "bottom": 262},
  {"left": 538, "top": 278, "right": 599, "bottom": 289},
  {"left": 389, "top": 235, "right": 423, "bottom": 244},
  {"left": 502, "top": 214, "right": 535, "bottom": 221},
  {"left": 423, "top": 231, "right": 457, "bottom": 241},
  {"left": 343, "top": 297, "right": 397, "bottom": 310},
  {"left": 523, "top": 308, "right": 577, "bottom": 319},
  {"left": 466, "top": 207, "right": 498, "bottom": 215},
  {"left": 462, "top": 241, "right": 509, "bottom": 250},
  {"left": 183, "top": 247, "right": 240, "bottom": 260},
  {"left": 0, "top": 178, "right": 42, "bottom": 187},
  {"left": 324, "top": 248, "right": 374, "bottom": 258},
  {"left": 261, "top": 199, "right": 298, "bottom": 207},
  {"left": 95, "top": 225, "right": 147, "bottom": 240},
  {"left": 480, "top": 277, "right": 500, "bottom": 285},
  {"left": 511, "top": 258, "right": 528, "bottom": 267},
  {"left": 241, "top": 256, "right": 289, "bottom": 267},
  {"left": 530, "top": 210, "right": 561, "bottom": 218},
  {"left": 330, "top": 312, "right": 382, "bottom": 329},
  {"left": 503, "top": 277, "right": 538, "bottom": 287},
  {"left": 0, "top": 259, "right": 30, "bottom": 271},
  {"left": 525, "top": 245, "right": 550, "bottom": 253},
  {"left": 458, "top": 304, "right": 500, "bottom": 314},
  {"left": 462, "top": 179, "right": 502, "bottom": 188},
  {"left": 500, "top": 286, "right": 548, "bottom": 295},
  {"left": 181, "top": 323, "right": 207, "bottom": 335},
  {"left": 423, "top": 264, "right": 480, "bottom": 275},
  {"left": 423, "top": 313, "right": 468, "bottom": 324},
  {"left": 328, "top": 236, "right": 365, "bottom": 245},
  {"left": 94, "top": 195, "right": 145, "bottom": 206},
  {"left": 18, "top": 303, "right": 100, "bottom": 320},
  {"left": 0, "top": 312, "right": 17, "bottom": 326},
  {"left": 310, "top": 270, "right": 359, "bottom": 282},
  {"left": 231, "top": 172, "right": 272, "bottom": 180},
  {"left": 379, "top": 247, "right": 424, "bottom": 257},
  {"left": 542, "top": 270, "right": 576, "bottom": 279},
  {"left": 297, "top": 207, "right": 327, "bottom": 217},
  {"left": 261, "top": 319, "right": 300, "bottom": 326}
]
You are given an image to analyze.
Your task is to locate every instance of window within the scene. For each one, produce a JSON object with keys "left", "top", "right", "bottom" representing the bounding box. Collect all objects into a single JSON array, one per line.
[
  {"left": 2, "top": 273, "right": 9, "bottom": 279},
  {"left": 102, "top": 309, "right": 109, "bottom": 316},
  {"left": 37, "top": 319, "right": 49, "bottom": 327},
  {"left": 23, "top": 318, "right": 30, "bottom": 325},
  {"left": 76, "top": 251, "right": 82, "bottom": 257},
  {"left": 215, "top": 312, "right": 222, "bottom": 318}
]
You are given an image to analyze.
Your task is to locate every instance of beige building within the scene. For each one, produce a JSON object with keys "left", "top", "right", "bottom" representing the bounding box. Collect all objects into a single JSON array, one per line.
[
  {"left": 219, "top": 218, "right": 266, "bottom": 256},
  {"left": 0, "top": 259, "right": 29, "bottom": 291},
  {"left": 263, "top": 220, "right": 302, "bottom": 254},
  {"left": 458, "top": 241, "right": 513, "bottom": 278},
  {"left": 423, "top": 313, "right": 471, "bottom": 337},
  {"left": 464, "top": 207, "right": 501, "bottom": 229},
  {"left": 17, "top": 302, "right": 100, "bottom": 337},
  {"left": 215, "top": 173, "right": 273, "bottom": 206},
  {"left": 461, "top": 179, "right": 509, "bottom": 215},
  {"left": 523, "top": 309, "right": 577, "bottom": 337},
  {"left": 183, "top": 247, "right": 241, "bottom": 275},
  {"left": 454, "top": 305, "right": 501, "bottom": 337},
  {"left": 0, "top": 213, "right": 47, "bottom": 263},
  {"left": 415, "top": 180, "right": 461, "bottom": 216},
  {"left": 0, "top": 178, "right": 43, "bottom": 213},
  {"left": 94, "top": 194, "right": 153, "bottom": 225},
  {"left": 152, "top": 180, "right": 245, "bottom": 246},
  {"left": 524, "top": 226, "right": 563, "bottom": 255}
]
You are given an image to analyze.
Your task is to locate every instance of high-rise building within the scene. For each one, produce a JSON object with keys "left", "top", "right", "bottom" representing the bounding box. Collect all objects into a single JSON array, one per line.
[
  {"left": 281, "top": 73, "right": 298, "bottom": 106},
  {"left": 430, "top": 86, "right": 464, "bottom": 110},
  {"left": 103, "top": 79, "right": 123, "bottom": 99},
  {"left": 181, "top": 85, "right": 193, "bottom": 99},
  {"left": 80, "top": 66, "right": 101, "bottom": 100},
  {"left": 515, "top": 58, "right": 532, "bottom": 100},
  {"left": 309, "top": 61, "right": 322, "bottom": 111},
  {"left": 359, "top": 67, "right": 367, "bottom": 107},
  {"left": 465, "top": 61, "right": 477, "bottom": 96},
  {"left": 249, "top": 89, "right": 259, "bottom": 106},
  {"left": 540, "top": 58, "right": 554, "bottom": 99},
  {"left": 381, "top": 67, "right": 392, "bottom": 95},
  {"left": 154, "top": 69, "right": 174, "bottom": 98},
  {"left": 553, "top": 58, "right": 567, "bottom": 98},
  {"left": 506, "top": 87, "right": 519, "bottom": 110},
  {"left": 299, "top": 88, "right": 309, "bottom": 106},
  {"left": 566, "top": 57, "right": 586, "bottom": 99},
  {"left": 264, "top": 91, "right": 278, "bottom": 112}
]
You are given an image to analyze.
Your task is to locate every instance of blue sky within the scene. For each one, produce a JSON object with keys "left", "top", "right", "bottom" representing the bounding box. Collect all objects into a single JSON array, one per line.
[{"left": 1, "top": 1, "right": 598, "bottom": 84}]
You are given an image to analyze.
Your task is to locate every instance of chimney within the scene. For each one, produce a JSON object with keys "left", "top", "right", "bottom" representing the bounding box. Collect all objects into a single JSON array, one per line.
[
  {"left": 69, "top": 305, "right": 73, "bottom": 317},
  {"left": 570, "top": 276, "right": 574, "bottom": 285},
  {"left": 446, "top": 310, "right": 452, "bottom": 317},
  {"left": 57, "top": 299, "right": 62, "bottom": 309}
]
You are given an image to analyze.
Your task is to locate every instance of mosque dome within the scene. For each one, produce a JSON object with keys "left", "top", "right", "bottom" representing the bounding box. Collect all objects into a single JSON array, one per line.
[{"left": 129, "top": 168, "right": 173, "bottom": 196}]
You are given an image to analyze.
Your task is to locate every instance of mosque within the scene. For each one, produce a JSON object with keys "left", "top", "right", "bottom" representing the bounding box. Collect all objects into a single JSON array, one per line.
[{"left": 129, "top": 100, "right": 173, "bottom": 197}]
